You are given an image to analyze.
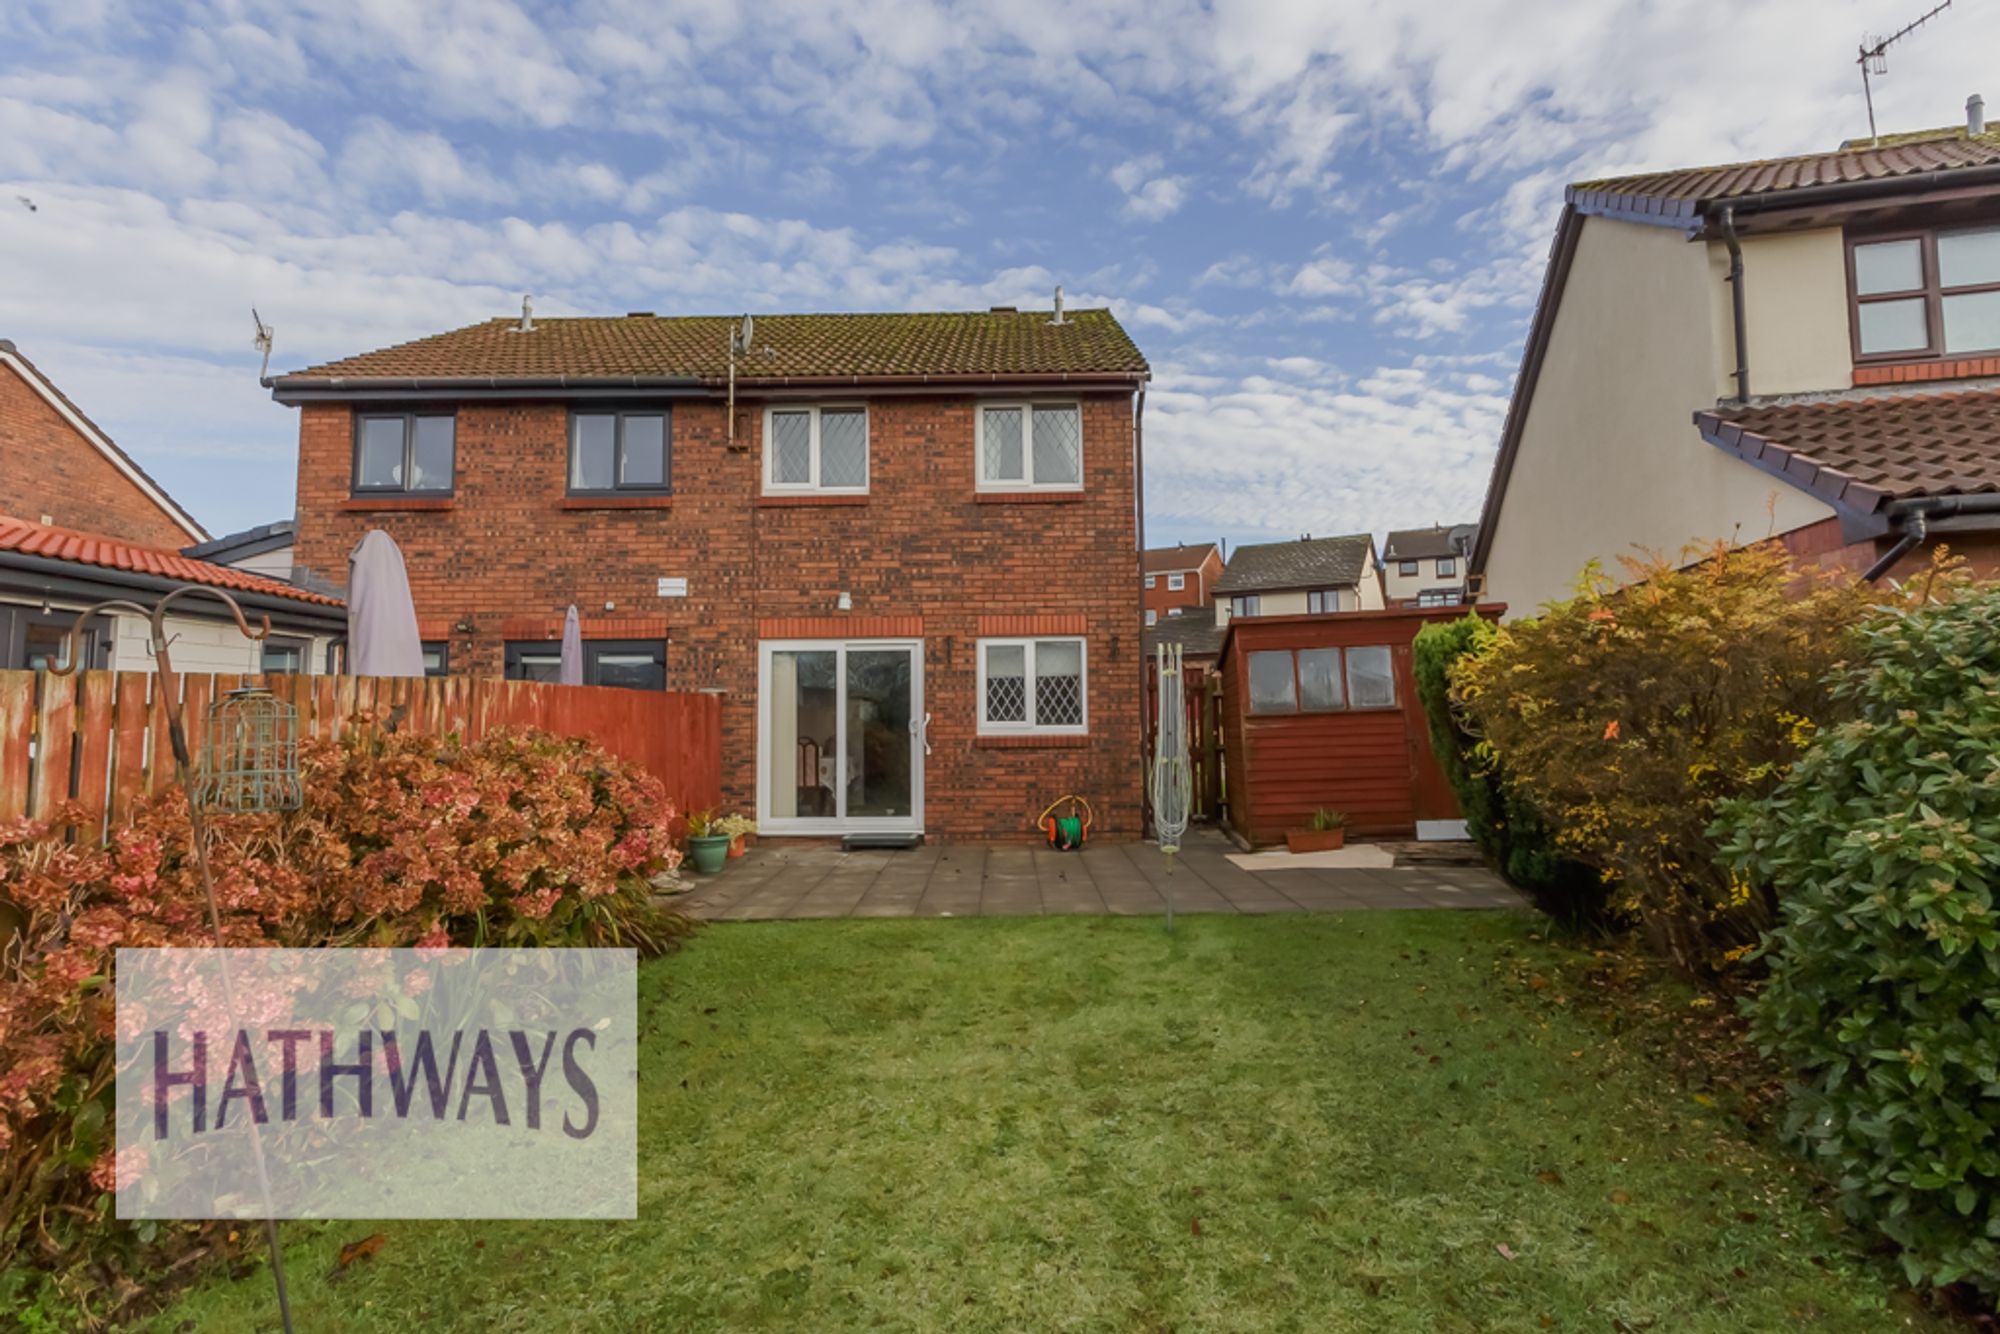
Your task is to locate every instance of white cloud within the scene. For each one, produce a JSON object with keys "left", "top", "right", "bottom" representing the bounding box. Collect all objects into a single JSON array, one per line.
[{"left": 1108, "top": 153, "right": 1190, "bottom": 221}]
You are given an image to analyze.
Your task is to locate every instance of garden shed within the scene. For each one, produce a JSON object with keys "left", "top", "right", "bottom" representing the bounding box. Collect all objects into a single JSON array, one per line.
[{"left": 1217, "top": 605, "right": 1503, "bottom": 845}]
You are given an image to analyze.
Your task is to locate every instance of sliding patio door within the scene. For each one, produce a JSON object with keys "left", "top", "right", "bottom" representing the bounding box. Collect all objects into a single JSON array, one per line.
[{"left": 758, "top": 640, "right": 923, "bottom": 835}]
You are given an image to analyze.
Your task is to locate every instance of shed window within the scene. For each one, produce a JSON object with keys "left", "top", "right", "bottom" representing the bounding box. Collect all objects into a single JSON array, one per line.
[{"left": 1245, "top": 645, "right": 1396, "bottom": 714}]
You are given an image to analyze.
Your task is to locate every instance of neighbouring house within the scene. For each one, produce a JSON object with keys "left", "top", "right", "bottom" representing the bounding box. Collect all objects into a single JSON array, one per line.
[
  {"left": 1142, "top": 541, "right": 1222, "bottom": 625},
  {"left": 1381, "top": 524, "right": 1476, "bottom": 608},
  {"left": 1213, "top": 534, "right": 1385, "bottom": 624},
  {"left": 1141, "top": 603, "right": 1226, "bottom": 674},
  {"left": 1216, "top": 604, "right": 1502, "bottom": 845},
  {"left": 184, "top": 519, "right": 303, "bottom": 584},
  {"left": 1470, "top": 101, "right": 2000, "bottom": 616},
  {"left": 274, "top": 303, "right": 1150, "bottom": 843},
  {"left": 0, "top": 342, "right": 343, "bottom": 673}
]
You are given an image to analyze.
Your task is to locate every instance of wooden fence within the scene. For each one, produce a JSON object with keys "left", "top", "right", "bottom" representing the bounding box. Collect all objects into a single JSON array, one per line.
[{"left": 0, "top": 669, "right": 723, "bottom": 835}]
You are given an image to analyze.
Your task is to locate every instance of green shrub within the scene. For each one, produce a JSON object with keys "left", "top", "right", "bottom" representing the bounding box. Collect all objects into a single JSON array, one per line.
[
  {"left": 1719, "top": 586, "right": 2000, "bottom": 1297},
  {"left": 1412, "top": 616, "right": 1603, "bottom": 924}
]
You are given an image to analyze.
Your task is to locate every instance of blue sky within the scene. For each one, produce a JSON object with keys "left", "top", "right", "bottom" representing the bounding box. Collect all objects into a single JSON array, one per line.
[{"left": 4, "top": 1, "right": 1996, "bottom": 551}]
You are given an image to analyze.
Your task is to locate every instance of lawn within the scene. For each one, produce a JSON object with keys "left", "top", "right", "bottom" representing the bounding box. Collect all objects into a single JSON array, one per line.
[{"left": 155, "top": 913, "right": 1941, "bottom": 1332}]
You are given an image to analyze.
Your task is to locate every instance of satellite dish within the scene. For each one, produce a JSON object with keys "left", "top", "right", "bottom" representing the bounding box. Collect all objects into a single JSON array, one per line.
[{"left": 737, "top": 314, "right": 755, "bottom": 352}]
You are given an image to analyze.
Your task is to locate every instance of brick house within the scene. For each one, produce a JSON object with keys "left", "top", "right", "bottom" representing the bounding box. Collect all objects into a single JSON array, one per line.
[
  {"left": 276, "top": 305, "right": 1150, "bottom": 842},
  {"left": 0, "top": 340, "right": 343, "bottom": 672},
  {"left": 1142, "top": 541, "right": 1221, "bottom": 624},
  {"left": 1470, "top": 104, "right": 2000, "bottom": 615}
]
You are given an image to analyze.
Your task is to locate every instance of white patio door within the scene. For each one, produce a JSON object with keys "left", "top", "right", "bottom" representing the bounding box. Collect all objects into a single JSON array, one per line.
[{"left": 758, "top": 640, "right": 924, "bottom": 835}]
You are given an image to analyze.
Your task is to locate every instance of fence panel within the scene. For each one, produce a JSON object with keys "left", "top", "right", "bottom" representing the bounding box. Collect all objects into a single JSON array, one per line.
[{"left": 0, "top": 669, "right": 723, "bottom": 836}]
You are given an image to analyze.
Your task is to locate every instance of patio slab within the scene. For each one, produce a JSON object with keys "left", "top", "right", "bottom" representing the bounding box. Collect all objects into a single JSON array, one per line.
[{"left": 673, "top": 829, "right": 1528, "bottom": 920}]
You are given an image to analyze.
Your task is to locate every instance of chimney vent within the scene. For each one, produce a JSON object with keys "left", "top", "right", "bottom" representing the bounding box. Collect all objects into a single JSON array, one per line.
[
  {"left": 1971, "top": 93, "right": 1987, "bottom": 136},
  {"left": 517, "top": 295, "right": 535, "bottom": 333},
  {"left": 1049, "top": 284, "right": 1068, "bottom": 326}
]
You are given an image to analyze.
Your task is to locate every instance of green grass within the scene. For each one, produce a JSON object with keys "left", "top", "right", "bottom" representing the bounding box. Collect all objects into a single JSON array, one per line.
[{"left": 155, "top": 914, "right": 1941, "bottom": 1332}]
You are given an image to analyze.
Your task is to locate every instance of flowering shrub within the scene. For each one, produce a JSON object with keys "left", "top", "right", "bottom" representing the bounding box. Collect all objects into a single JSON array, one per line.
[
  {"left": 1411, "top": 615, "right": 1604, "bottom": 925},
  {"left": 0, "top": 724, "right": 685, "bottom": 1326},
  {"left": 1718, "top": 586, "right": 2000, "bottom": 1298},
  {"left": 1451, "top": 543, "right": 1920, "bottom": 973}
]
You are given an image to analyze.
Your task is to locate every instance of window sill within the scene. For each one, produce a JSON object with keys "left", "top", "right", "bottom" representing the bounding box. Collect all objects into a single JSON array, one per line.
[
  {"left": 757, "top": 494, "right": 870, "bottom": 507},
  {"left": 559, "top": 495, "right": 673, "bottom": 510},
  {"left": 341, "top": 497, "right": 453, "bottom": 512},
  {"left": 975, "top": 733, "right": 1091, "bottom": 749},
  {"left": 974, "top": 490, "right": 1085, "bottom": 504},
  {"left": 1853, "top": 354, "right": 2000, "bottom": 386}
]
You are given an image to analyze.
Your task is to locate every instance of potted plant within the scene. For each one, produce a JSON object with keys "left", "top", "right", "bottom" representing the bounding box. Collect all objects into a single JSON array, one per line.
[
  {"left": 1286, "top": 807, "right": 1347, "bottom": 854},
  {"left": 716, "top": 813, "right": 758, "bottom": 859},
  {"left": 684, "top": 809, "right": 733, "bottom": 874}
]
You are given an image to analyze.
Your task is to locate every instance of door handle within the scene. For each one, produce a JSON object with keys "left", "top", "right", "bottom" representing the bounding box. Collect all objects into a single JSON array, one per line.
[{"left": 920, "top": 711, "right": 932, "bottom": 757}]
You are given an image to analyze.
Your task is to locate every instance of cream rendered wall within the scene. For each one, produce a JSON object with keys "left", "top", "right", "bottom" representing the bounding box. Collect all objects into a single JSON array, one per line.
[
  {"left": 1355, "top": 548, "right": 1385, "bottom": 610},
  {"left": 109, "top": 614, "right": 330, "bottom": 675},
  {"left": 1381, "top": 559, "right": 1466, "bottom": 604},
  {"left": 222, "top": 547, "right": 295, "bottom": 581},
  {"left": 1725, "top": 228, "right": 1855, "bottom": 397},
  {"left": 1482, "top": 216, "right": 1834, "bottom": 617}
]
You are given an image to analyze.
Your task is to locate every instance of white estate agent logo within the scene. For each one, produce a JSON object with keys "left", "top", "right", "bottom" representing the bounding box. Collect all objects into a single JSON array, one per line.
[{"left": 116, "top": 948, "right": 637, "bottom": 1220}]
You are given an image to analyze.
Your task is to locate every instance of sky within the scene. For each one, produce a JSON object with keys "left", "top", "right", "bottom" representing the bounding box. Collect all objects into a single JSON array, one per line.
[{"left": 3, "top": 0, "right": 1996, "bottom": 551}]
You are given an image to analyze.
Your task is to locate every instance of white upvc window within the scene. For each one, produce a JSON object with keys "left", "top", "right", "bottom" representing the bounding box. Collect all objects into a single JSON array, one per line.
[
  {"left": 977, "top": 637, "right": 1087, "bottom": 734},
  {"left": 1144, "top": 574, "right": 1156, "bottom": 588},
  {"left": 764, "top": 405, "right": 869, "bottom": 494},
  {"left": 977, "top": 402, "right": 1083, "bottom": 491},
  {"left": 1145, "top": 609, "right": 1158, "bottom": 626},
  {"left": 1166, "top": 572, "right": 1186, "bottom": 591}
]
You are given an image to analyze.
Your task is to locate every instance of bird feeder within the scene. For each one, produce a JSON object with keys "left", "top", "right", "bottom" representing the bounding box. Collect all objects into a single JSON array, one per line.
[{"left": 197, "top": 687, "right": 303, "bottom": 813}]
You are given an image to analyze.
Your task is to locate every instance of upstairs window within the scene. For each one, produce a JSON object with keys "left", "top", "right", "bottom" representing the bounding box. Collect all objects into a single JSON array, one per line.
[
  {"left": 1437, "top": 557, "right": 1457, "bottom": 577},
  {"left": 355, "top": 412, "right": 454, "bottom": 493},
  {"left": 978, "top": 403, "right": 1082, "bottom": 490},
  {"left": 1398, "top": 560, "right": 1418, "bottom": 576},
  {"left": 1850, "top": 226, "right": 2000, "bottom": 361},
  {"left": 1166, "top": 572, "right": 1186, "bottom": 591},
  {"left": 1307, "top": 588, "right": 1343, "bottom": 613},
  {"left": 571, "top": 410, "right": 669, "bottom": 494},
  {"left": 766, "top": 406, "right": 868, "bottom": 494},
  {"left": 1230, "top": 594, "right": 1261, "bottom": 618}
]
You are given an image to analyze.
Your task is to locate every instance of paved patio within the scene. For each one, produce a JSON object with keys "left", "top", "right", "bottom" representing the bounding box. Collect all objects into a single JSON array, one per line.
[{"left": 675, "top": 828, "right": 1525, "bottom": 920}]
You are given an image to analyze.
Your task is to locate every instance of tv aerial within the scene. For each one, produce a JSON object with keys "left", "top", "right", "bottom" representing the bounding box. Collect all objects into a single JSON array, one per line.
[
  {"left": 252, "top": 307, "right": 275, "bottom": 383},
  {"left": 1858, "top": 1, "right": 1953, "bottom": 146}
]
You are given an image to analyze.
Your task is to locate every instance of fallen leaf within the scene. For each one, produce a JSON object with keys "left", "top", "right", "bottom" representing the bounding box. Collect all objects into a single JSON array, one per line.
[
  {"left": 327, "top": 1232, "right": 387, "bottom": 1282},
  {"left": 1535, "top": 1169, "right": 1565, "bottom": 1186},
  {"left": 1496, "top": 1243, "right": 1518, "bottom": 1261},
  {"left": 1609, "top": 1190, "right": 1632, "bottom": 1205},
  {"left": 1190, "top": 1218, "right": 1202, "bottom": 1237}
]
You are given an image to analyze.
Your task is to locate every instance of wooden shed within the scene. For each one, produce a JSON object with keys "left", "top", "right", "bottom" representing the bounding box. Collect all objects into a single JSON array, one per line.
[{"left": 1217, "top": 605, "right": 1503, "bottom": 846}]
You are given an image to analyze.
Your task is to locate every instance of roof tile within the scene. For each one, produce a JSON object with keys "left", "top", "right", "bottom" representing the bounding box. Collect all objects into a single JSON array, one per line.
[
  {"left": 0, "top": 514, "right": 344, "bottom": 607},
  {"left": 1694, "top": 390, "right": 2000, "bottom": 512},
  {"left": 1215, "top": 534, "right": 1374, "bottom": 594},
  {"left": 1569, "top": 125, "right": 2000, "bottom": 209},
  {"left": 279, "top": 309, "right": 1148, "bottom": 384}
]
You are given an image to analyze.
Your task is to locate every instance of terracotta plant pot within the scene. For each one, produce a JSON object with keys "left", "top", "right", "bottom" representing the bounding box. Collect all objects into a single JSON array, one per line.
[
  {"left": 687, "top": 834, "right": 732, "bottom": 874},
  {"left": 727, "top": 833, "right": 748, "bottom": 859},
  {"left": 1286, "top": 828, "right": 1346, "bottom": 854}
]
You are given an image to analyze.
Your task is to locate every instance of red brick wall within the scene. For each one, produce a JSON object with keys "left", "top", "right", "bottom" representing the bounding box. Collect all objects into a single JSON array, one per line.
[
  {"left": 0, "top": 363, "right": 193, "bottom": 547},
  {"left": 1781, "top": 515, "right": 2000, "bottom": 583},
  {"left": 1143, "top": 548, "right": 1220, "bottom": 619},
  {"left": 292, "top": 394, "right": 1144, "bottom": 841}
]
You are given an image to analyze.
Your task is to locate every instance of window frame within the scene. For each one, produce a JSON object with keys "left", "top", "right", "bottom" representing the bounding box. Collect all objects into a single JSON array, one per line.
[
  {"left": 976, "top": 636, "right": 1089, "bottom": 735},
  {"left": 975, "top": 401, "right": 1085, "bottom": 492},
  {"left": 259, "top": 635, "right": 310, "bottom": 675},
  {"left": 504, "top": 639, "right": 668, "bottom": 691},
  {"left": 1165, "top": 572, "right": 1186, "bottom": 591},
  {"left": 1144, "top": 574, "right": 1156, "bottom": 589},
  {"left": 420, "top": 641, "right": 450, "bottom": 678},
  {"left": 1436, "top": 557, "right": 1457, "bottom": 577},
  {"left": 1847, "top": 224, "right": 2000, "bottom": 364},
  {"left": 352, "top": 410, "right": 456, "bottom": 495},
  {"left": 1398, "top": 559, "right": 1419, "bottom": 576},
  {"left": 763, "top": 404, "right": 869, "bottom": 495},
  {"left": 1230, "top": 594, "right": 1262, "bottom": 618},
  {"left": 1243, "top": 645, "right": 1398, "bottom": 716},
  {"left": 1306, "top": 588, "right": 1344, "bottom": 614},
  {"left": 567, "top": 407, "right": 672, "bottom": 496},
  {"left": 1145, "top": 609, "right": 1158, "bottom": 626}
]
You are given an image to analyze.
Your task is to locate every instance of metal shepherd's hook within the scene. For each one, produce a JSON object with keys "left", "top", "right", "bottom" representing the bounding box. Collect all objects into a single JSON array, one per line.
[{"left": 51, "top": 586, "right": 295, "bottom": 1334}]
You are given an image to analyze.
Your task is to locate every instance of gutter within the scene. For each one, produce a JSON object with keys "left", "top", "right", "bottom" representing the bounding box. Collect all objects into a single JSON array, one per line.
[
  {"left": 270, "top": 369, "right": 1151, "bottom": 403},
  {"left": 1568, "top": 162, "right": 2000, "bottom": 232},
  {"left": 1865, "top": 493, "right": 2000, "bottom": 581},
  {"left": 1718, "top": 205, "right": 1750, "bottom": 401}
]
